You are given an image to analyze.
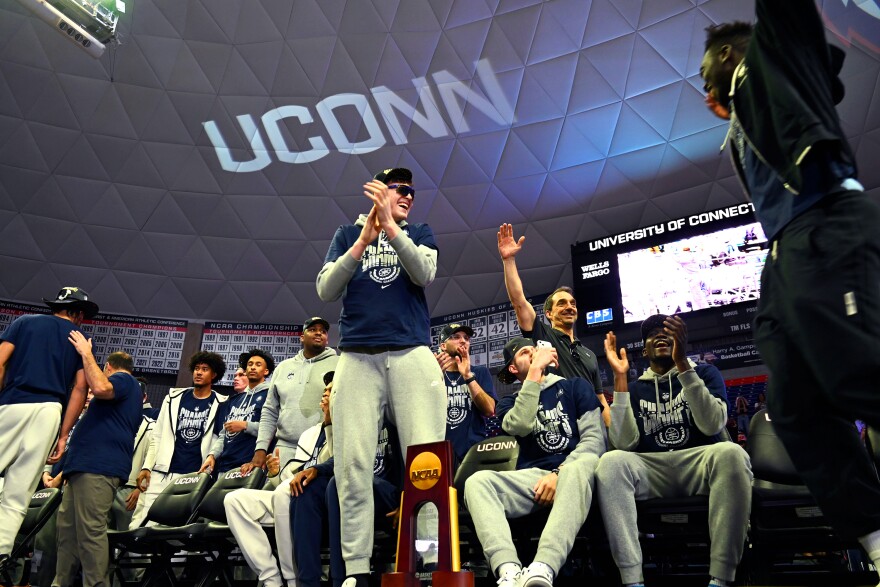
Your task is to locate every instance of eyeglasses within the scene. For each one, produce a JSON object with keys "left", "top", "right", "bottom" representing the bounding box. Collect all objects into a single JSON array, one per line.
[{"left": 387, "top": 184, "right": 415, "bottom": 199}]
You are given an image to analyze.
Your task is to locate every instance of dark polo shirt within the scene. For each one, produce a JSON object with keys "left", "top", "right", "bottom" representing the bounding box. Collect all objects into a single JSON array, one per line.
[{"left": 521, "top": 319, "right": 603, "bottom": 393}]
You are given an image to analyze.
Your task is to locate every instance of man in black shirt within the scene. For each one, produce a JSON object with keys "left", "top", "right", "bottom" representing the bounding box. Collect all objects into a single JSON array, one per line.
[{"left": 498, "top": 224, "right": 609, "bottom": 425}]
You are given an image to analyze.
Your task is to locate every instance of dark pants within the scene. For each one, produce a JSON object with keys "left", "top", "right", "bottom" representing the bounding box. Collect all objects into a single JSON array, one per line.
[
  {"left": 754, "top": 190, "right": 880, "bottom": 538},
  {"left": 327, "top": 476, "right": 400, "bottom": 587},
  {"left": 289, "top": 475, "right": 331, "bottom": 587}
]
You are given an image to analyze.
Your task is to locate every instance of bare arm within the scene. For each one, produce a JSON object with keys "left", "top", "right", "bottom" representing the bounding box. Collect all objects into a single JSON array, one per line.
[
  {"left": 68, "top": 331, "right": 114, "bottom": 399},
  {"left": 498, "top": 224, "right": 536, "bottom": 332},
  {"left": 48, "top": 370, "right": 87, "bottom": 464},
  {"left": 0, "top": 340, "right": 13, "bottom": 390}
]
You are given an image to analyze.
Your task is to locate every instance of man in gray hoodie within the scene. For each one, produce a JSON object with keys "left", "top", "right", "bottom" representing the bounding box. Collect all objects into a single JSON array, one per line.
[
  {"left": 598, "top": 315, "right": 752, "bottom": 587},
  {"left": 242, "top": 318, "right": 337, "bottom": 475}
]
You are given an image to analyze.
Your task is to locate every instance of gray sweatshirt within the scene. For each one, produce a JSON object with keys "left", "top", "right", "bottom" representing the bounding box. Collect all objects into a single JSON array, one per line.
[{"left": 255, "top": 348, "right": 338, "bottom": 452}]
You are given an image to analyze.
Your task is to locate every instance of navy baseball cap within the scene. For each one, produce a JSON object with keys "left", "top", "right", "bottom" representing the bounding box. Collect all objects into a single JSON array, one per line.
[
  {"left": 303, "top": 317, "right": 330, "bottom": 331},
  {"left": 497, "top": 337, "right": 536, "bottom": 384},
  {"left": 373, "top": 168, "right": 412, "bottom": 185},
  {"left": 640, "top": 314, "right": 670, "bottom": 342},
  {"left": 439, "top": 323, "right": 474, "bottom": 341}
]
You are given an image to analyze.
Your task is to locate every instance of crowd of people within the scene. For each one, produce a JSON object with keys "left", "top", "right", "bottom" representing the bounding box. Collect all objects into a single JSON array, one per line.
[{"left": 1, "top": 3, "right": 880, "bottom": 587}]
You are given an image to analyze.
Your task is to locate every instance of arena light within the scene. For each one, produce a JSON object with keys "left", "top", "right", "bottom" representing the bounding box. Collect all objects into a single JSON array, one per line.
[{"left": 14, "top": 0, "right": 121, "bottom": 59}]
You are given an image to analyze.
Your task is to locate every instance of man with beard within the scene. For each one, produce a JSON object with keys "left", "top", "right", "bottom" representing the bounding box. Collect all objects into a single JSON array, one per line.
[
  {"left": 699, "top": 1, "right": 880, "bottom": 573},
  {"left": 202, "top": 349, "right": 274, "bottom": 474},
  {"left": 497, "top": 224, "right": 609, "bottom": 425},
  {"left": 598, "top": 315, "right": 752, "bottom": 587},
  {"left": 435, "top": 322, "right": 496, "bottom": 462},
  {"left": 464, "top": 338, "right": 604, "bottom": 587},
  {"left": 242, "top": 318, "right": 337, "bottom": 475}
]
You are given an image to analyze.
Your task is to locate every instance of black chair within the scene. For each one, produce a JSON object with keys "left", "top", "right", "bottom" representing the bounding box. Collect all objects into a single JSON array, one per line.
[
  {"left": 0, "top": 487, "right": 62, "bottom": 586},
  {"left": 746, "top": 409, "right": 873, "bottom": 584},
  {"left": 177, "top": 467, "right": 267, "bottom": 587},
  {"left": 110, "top": 471, "right": 213, "bottom": 587}
]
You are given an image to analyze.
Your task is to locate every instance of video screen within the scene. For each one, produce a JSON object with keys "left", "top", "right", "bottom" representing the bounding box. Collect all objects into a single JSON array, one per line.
[{"left": 617, "top": 222, "right": 768, "bottom": 324}]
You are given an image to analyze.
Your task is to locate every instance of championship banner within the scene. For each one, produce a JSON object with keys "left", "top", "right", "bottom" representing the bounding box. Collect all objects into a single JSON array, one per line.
[
  {"left": 430, "top": 294, "right": 550, "bottom": 370},
  {"left": 202, "top": 322, "right": 303, "bottom": 386},
  {"left": 0, "top": 300, "right": 188, "bottom": 375}
]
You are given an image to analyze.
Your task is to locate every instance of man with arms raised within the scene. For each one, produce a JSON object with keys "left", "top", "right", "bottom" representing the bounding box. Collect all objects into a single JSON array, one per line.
[
  {"left": 317, "top": 168, "right": 444, "bottom": 587},
  {"left": 598, "top": 315, "right": 751, "bottom": 587},
  {"left": 52, "top": 342, "right": 141, "bottom": 587},
  {"left": 0, "top": 287, "right": 96, "bottom": 564},
  {"left": 699, "top": 0, "right": 880, "bottom": 573},
  {"left": 498, "top": 224, "right": 609, "bottom": 425}
]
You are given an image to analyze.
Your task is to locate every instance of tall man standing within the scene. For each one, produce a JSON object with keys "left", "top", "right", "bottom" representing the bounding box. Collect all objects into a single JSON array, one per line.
[
  {"left": 435, "top": 322, "right": 496, "bottom": 462},
  {"left": 0, "top": 287, "right": 97, "bottom": 563},
  {"left": 53, "top": 342, "right": 141, "bottom": 587},
  {"left": 497, "top": 224, "right": 609, "bottom": 425},
  {"left": 242, "top": 318, "right": 337, "bottom": 474},
  {"left": 317, "top": 167, "right": 445, "bottom": 587},
  {"left": 131, "top": 351, "right": 226, "bottom": 527},
  {"left": 699, "top": 0, "right": 880, "bottom": 572}
]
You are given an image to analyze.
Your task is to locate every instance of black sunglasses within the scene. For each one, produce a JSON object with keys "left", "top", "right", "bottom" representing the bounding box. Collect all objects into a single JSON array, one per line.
[{"left": 387, "top": 183, "right": 416, "bottom": 199}]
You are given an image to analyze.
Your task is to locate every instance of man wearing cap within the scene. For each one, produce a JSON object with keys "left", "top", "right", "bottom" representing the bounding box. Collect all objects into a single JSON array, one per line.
[
  {"left": 242, "top": 318, "right": 337, "bottom": 475},
  {"left": 497, "top": 224, "right": 610, "bottom": 426},
  {"left": 435, "top": 322, "right": 497, "bottom": 462},
  {"left": 317, "top": 167, "right": 444, "bottom": 587},
  {"left": 598, "top": 315, "right": 752, "bottom": 587},
  {"left": 464, "top": 338, "right": 605, "bottom": 587},
  {"left": 0, "top": 287, "right": 97, "bottom": 561},
  {"left": 201, "top": 349, "right": 274, "bottom": 475}
]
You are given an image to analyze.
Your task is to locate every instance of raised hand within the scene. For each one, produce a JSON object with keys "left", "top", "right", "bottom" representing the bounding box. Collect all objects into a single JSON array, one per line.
[
  {"left": 663, "top": 315, "right": 689, "bottom": 369},
  {"left": 497, "top": 223, "right": 525, "bottom": 260},
  {"left": 603, "top": 332, "right": 629, "bottom": 375}
]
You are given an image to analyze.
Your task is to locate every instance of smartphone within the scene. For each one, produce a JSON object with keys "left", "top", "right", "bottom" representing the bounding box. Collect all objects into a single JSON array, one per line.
[{"left": 536, "top": 340, "right": 558, "bottom": 368}]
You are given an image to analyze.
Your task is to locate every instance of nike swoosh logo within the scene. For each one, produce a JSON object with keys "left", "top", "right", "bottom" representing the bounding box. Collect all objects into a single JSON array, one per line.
[{"left": 381, "top": 284, "right": 391, "bottom": 289}]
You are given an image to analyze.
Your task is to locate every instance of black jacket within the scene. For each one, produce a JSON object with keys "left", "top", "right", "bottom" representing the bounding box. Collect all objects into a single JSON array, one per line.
[{"left": 729, "top": 0, "right": 855, "bottom": 196}]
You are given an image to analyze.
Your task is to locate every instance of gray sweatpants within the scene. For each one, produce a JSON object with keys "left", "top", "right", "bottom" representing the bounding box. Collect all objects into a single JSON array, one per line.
[
  {"left": 331, "top": 346, "right": 445, "bottom": 576},
  {"left": 595, "top": 443, "right": 752, "bottom": 583},
  {"left": 463, "top": 455, "right": 599, "bottom": 574}
]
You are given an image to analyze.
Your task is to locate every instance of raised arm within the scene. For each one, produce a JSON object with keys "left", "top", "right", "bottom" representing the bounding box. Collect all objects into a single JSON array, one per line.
[
  {"left": 67, "top": 331, "right": 114, "bottom": 399},
  {"left": 604, "top": 332, "right": 640, "bottom": 450},
  {"left": 498, "top": 224, "right": 536, "bottom": 332}
]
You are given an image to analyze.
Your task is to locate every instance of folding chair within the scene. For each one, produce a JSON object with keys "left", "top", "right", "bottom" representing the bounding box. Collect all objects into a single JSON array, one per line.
[
  {"left": 110, "top": 472, "right": 213, "bottom": 587},
  {"left": 0, "top": 487, "right": 62, "bottom": 586}
]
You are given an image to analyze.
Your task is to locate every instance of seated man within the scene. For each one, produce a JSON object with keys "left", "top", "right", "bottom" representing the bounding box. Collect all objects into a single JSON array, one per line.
[
  {"left": 224, "top": 377, "right": 333, "bottom": 587},
  {"left": 464, "top": 338, "right": 605, "bottom": 587},
  {"left": 598, "top": 315, "right": 752, "bottom": 587}
]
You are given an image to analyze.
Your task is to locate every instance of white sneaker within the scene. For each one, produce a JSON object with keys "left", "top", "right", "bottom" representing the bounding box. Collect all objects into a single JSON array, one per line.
[
  {"left": 519, "top": 562, "right": 554, "bottom": 587},
  {"left": 496, "top": 567, "right": 522, "bottom": 587}
]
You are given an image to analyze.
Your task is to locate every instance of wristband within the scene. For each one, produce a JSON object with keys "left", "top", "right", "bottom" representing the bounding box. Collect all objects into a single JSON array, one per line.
[
  {"left": 463, "top": 375, "right": 476, "bottom": 385},
  {"left": 551, "top": 468, "right": 560, "bottom": 476}
]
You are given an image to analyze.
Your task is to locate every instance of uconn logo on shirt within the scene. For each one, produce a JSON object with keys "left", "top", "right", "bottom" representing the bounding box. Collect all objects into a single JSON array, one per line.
[
  {"left": 638, "top": 394, "right": 692, "bottom": 449},
  {"left": 533, "top": 400, "right": 573, "bottom": 454},
  {"left": 361, "top": 232, "right": 404, "bottom": 287}
]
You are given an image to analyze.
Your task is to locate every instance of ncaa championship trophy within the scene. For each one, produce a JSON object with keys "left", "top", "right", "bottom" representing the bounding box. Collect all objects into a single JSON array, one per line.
[{"left": 382, "top": 440, "right": 473, "bottom": 587}]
